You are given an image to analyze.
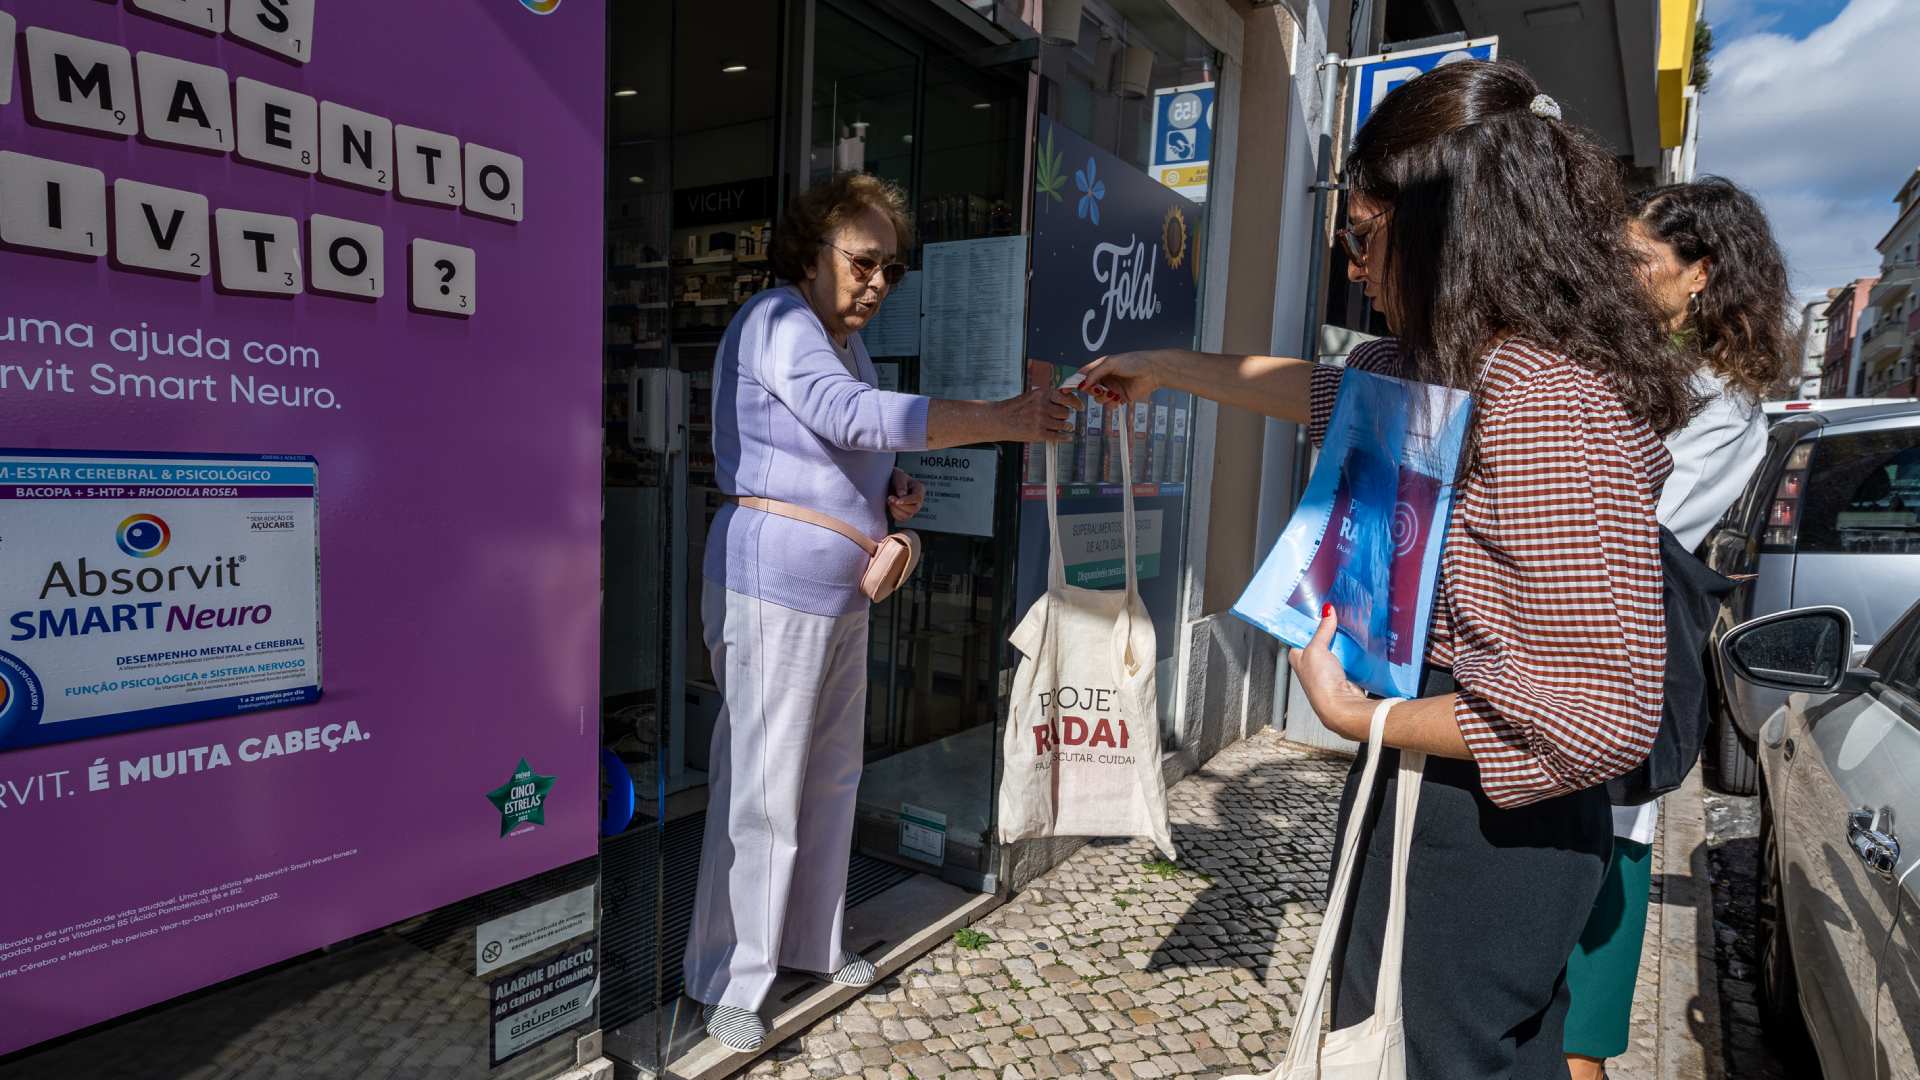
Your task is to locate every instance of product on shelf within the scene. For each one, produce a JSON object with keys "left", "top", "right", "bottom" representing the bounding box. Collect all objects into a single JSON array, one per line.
[
  {"left": 1076, "top": 400, "right": 1104, "bottom": 485},
  {"left": 1170, "top": 405, "right": 1189, "bottom": 483},
  {"left": 1152, "top": 404, "right": 1170, "bottom": 483}
]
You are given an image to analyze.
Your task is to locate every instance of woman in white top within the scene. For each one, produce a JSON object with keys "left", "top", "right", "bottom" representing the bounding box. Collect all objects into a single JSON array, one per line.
[{"left": 1563, "top": 176, "right": 1793, "bottom": 1079}]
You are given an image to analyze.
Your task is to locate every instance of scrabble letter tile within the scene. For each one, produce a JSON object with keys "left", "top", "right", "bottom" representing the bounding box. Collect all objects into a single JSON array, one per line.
[
  {"left": 0, "top": 152, "right": 108, "bottom": 257},
  {"left": 319, "top": 101, "right": 393, "bottom": 192},
  {"left": 309, "top": 214, "right": 384, "bottom": 298},
  {"left": 463, "top": 143, "right": 524, "bottom": 223},
  {"left": 25, "top": 27, "right": 137, "bottom": 137},
  {"left": 394, "top": 125, "right": 462, "bottom": 207},
  {"left": 236, "top": 77, "right": 317, "bottom": 174},
  {"left": 215, "top": 208, "right": 302, "bottom": 294},
  {"left": 113, "top": 178, "right": 211, "bottom": 276},
  {"left": 410, "top": 239, "right": 476, "bottom": 317},
  {"left": 136, "top": 51, "right": 235, "bottom": 152}
]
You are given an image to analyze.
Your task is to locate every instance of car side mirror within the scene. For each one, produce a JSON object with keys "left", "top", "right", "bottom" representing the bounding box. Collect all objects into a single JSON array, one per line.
[{"left": 1721, "top": 606, "right": 1861, "bottom": 694}]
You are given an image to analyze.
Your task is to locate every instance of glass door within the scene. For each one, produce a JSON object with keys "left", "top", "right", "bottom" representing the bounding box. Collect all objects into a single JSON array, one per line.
[
  {"left": 601, "top": 0, "right": 786, "bottom": 1070},
  {"left": 812, "top": 0, "right": 1034, "bottom": 893},
  {"left": 599, "top": 0, "right": 675, "bottom": 1072}
]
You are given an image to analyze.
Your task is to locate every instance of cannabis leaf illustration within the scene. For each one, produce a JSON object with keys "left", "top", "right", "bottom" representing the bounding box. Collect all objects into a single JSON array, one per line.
[{"left": 1035, "top": 125, "right": 1067, "bottom": 205}]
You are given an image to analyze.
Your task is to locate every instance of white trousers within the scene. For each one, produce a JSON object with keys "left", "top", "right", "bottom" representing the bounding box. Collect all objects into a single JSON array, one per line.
[{"left": 683, "top": 581, "right": 869, "bottom": 1012}]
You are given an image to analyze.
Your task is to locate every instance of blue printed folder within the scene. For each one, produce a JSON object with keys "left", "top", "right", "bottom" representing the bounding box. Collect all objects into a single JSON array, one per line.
[{"left": 1232, "top": 368, "right": 1472, "bottom": 698}]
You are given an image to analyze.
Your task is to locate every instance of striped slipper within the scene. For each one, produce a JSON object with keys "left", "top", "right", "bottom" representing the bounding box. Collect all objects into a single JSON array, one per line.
[
  {"left": 701, "top": 1004, "right": 766, "bottom": 1052},
  {"left": 827, "top": 954, "right": 877, "bottom": 987}
]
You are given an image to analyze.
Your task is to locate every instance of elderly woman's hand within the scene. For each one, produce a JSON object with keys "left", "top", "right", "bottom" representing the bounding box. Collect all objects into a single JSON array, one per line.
[
  {"left": 998, "top": 385, "right": 1080, "bottom": 443},
  {"left": 887, "top": 468, "right": 926, "bottom": 523}
]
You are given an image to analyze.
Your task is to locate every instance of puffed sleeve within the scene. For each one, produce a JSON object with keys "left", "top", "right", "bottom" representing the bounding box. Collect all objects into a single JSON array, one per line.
[
  {"left": 1309, "top": 338, "right": 1405, "bottom": 447},
  {"left": 1444, "top": 363, "right": 1668, "bottom": 808}
]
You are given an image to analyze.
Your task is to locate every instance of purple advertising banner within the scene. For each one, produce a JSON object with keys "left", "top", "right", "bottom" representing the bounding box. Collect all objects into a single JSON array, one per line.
[{"left": 0, "top": 0, "right": 605, "bottom": 1056}]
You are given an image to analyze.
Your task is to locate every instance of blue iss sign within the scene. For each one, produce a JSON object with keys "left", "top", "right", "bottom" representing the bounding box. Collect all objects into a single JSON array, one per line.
[{"left": 1347, "top": 37, "right": 1499, "bottom": 136}]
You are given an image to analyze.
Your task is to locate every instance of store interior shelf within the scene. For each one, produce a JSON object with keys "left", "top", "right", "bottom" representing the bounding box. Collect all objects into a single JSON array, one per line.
[
  {"left": 607, "top": 303, "right": 670, "bottom": 313},
  {"left": 607, "top": 343, "right": 664, "bottom": 353},
  {"left": 1020, "top": 482, "right": 1188, "bottom": 500},
  {"left": 610, "top": 262, "right": 670, "bottom": 273},
  {"left": 674, "top": 255, "right": 768, "bottom": 269}
]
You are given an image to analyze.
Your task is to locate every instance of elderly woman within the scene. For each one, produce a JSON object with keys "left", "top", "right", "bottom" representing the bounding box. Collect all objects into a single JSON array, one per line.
[{"left": 685, "top": 173, "right": 1074, "bottom": 1051}]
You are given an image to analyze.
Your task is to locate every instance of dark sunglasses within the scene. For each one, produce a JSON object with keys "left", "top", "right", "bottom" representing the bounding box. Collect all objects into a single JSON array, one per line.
[
  {"left": 830, "top": 244, "right": 908, "bottom": 286},
  {"left": 1335, "top": 209, "right": 1390, "bottom": 263}
]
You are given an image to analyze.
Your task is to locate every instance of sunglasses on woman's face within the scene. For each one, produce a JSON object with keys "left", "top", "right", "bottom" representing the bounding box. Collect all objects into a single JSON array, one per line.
[
  {"left": 1336, "top": 209, "right": 1390, "bottom": 263},
  {"left": 830, "top": 244, "right": 909, "bottom": 287}
]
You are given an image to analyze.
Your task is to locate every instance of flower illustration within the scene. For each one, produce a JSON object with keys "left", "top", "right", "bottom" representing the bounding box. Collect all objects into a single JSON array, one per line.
[{"left": 1074, "top": 158, "right": 1105, "bottom": 224}]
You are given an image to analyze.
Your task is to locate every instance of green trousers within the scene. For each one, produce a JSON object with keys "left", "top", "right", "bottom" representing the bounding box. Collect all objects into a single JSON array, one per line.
[{"left": 1564, "top": 837, "right": 1654, "bottom": 1058}]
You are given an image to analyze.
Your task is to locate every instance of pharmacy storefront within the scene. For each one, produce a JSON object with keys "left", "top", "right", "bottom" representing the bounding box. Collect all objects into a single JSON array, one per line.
[{"left": 0, "top": 1, "right": 1234, "bottom": 1077}]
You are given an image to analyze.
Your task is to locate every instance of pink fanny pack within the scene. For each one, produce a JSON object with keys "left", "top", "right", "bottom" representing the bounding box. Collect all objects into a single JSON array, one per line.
[{"left": 732, "top": 496, "right": 922, "bottom": 602}]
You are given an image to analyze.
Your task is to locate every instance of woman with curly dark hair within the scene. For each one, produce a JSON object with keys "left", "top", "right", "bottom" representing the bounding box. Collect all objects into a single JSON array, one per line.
[
  {"left": 1563, "top": 176, "right": 1790, "bottom": 1080},
  {"left": 1075, "top": 59, "right": 1697, "bottom": 1075}
]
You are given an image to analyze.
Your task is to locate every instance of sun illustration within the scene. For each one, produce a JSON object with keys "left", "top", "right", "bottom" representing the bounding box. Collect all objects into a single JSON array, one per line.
[{"left": 1162, "top": 207, "right": 1188, "bottom": 270}]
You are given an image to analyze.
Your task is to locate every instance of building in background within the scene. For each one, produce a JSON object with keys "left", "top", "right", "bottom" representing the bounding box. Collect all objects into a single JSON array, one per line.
[
  {"left": 1793, "top": 293, "right": 1837, "bottom": 399},
  {"left": 1864, "top": 168, "right": 1920, "bottom": 397},
  {"left": 1824, "top": 277, "right": 1881, "bottom": 398}
]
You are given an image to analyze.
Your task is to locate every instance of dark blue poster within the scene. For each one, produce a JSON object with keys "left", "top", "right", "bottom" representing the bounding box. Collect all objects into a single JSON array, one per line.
[
  {"left": 1019, "top": 117, "right": 1205, "bottom": 679},
  {"left": 1028, "top": 116, "right": 1202, "bottom": 364}
]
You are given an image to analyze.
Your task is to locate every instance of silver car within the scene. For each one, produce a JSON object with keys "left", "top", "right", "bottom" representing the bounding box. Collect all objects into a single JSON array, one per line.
[
  {"left": 1703, "top": 403, "right": 1920, "bottom": 795},
  {"left": 1722, "top": 605, "right": 1920, "bottom": 1080}
]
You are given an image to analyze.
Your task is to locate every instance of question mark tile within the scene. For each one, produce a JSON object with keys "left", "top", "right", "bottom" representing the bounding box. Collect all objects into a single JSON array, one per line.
[
  {"left": 309, "top": 214, "right": 384, "bottom": 298},
  {"left": 236, "top": 78, "right": 318, "bottom": 175},
  {"left": 395, "top": 125, "right": 463, "bottom": 208},
  {"left": 214, "top": 208, "right": 302, "bottom": 295},
  {"left": 410, "top": 239, "right": 475, "bottom": 317},
  {"left": 0, "top": 12, "right": 15, "bottom": 108},
  {"left": 25, "top": 27, "right": 138, "bottom": 138},
  {"left": 0, "top": 152, "right": 107, "bottom": 258},
  {"left": 113, "top": 179, "right": 210, "bottom": 277}
]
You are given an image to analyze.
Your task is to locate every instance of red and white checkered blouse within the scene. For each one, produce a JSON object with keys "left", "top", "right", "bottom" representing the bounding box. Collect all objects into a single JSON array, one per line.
[{"left": 1310, "top": 337, "right": 1672, "bottom": 808}]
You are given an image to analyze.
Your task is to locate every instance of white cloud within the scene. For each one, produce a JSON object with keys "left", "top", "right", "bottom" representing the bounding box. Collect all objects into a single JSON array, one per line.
[{"left": 1696, "top": 0, "right": 1920, "bottom": 292}]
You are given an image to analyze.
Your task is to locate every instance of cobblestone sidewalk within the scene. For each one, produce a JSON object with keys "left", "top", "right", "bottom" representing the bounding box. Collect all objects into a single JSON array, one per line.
[
  {"left": 745, "top": 729, "right": 1351, "bottom": 1080},
  {"left": 745, "top": 726, "right": 1700, "bottom": 1080}
]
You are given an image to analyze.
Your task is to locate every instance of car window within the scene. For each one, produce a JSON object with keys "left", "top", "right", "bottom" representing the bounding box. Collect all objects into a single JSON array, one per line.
[
  {"left": 1796, "top": 428, "right": 1920, "bottom": 554},
  {"left": 1879, "top": 618, "right": 1920, "bottom": 703}
]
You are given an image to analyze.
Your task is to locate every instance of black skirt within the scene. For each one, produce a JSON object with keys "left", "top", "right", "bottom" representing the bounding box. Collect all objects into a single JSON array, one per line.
[{"left": 1327, "top": 745, "right": 1613, "bottom": 1080}]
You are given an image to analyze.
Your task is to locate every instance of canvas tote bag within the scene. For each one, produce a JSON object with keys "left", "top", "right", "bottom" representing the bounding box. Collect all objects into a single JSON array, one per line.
[
  {"left": 1228, "top": 697, "right": 1423, "bottom": 1080},
  {"left": 997, "top": 426, "right": 1174, "bottom": 858}
]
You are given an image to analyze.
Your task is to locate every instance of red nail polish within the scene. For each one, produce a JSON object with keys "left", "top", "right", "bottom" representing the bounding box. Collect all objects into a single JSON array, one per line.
[{"left": 1322, "top": 603, "right": 1335, "bottom": 619}]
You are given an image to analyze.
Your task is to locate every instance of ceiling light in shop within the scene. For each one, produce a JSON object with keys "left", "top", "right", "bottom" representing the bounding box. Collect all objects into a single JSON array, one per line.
[
  {"left": 722, "top": 64, "right": 748, "bottom": 74},
  {"left": 613, "top": 88, "right": 638, "bottom": 97},
  {"left": 972, "top": 102, "right": 991, "bottom": 110},
  {"left": 627, "top": 176, "right": 645, "bottom": 184}
]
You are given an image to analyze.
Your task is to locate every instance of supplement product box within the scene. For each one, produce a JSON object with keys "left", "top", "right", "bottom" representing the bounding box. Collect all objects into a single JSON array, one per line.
[
  {"left": 1152, "top": 404, "right": 1170, "bottom": 483},
  {"left": 1076, "top": 400, "right": 1105, "bottom": 484},
  {"left": 1131, "top": 402, "right": 1151, "bottom": 482},
  {"left": 1170, "top": 406, "right": 1189, "bottom": 482}
]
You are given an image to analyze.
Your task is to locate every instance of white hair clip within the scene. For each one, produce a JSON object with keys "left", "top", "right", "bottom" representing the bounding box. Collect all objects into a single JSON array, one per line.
[{"left": 1529, "top": 94, "right": 1562, "bottom": 120}]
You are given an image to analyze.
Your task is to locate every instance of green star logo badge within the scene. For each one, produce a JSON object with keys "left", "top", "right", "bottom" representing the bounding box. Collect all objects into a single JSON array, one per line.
[{"left": 485, "top": 758, "right": 556, "bottom": 837}]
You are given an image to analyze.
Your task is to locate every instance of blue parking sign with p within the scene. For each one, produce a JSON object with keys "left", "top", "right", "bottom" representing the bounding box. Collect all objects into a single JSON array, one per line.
[{"left": 1348, "top": 37, "right": 1498, "bottom": 137}]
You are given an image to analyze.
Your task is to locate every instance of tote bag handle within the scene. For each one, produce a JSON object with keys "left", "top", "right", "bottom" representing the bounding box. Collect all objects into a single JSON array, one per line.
[
  {"left": 1274, "top": 698, "right": 1423, "bottom": 1070},
  {"left": 1042, "top": 398, "right": 1140, "bottom": 598}
]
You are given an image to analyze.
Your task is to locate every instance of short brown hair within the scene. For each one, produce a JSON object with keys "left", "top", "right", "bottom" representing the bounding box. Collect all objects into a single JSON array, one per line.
[{"left": 769, "top": 173, "right": 912, "bottom": 284}]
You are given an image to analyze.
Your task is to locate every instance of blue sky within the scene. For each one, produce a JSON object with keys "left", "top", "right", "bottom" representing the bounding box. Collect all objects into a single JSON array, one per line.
[
  {"left": 1695, "top": 0, "right": 1920, "bottom": 300},
  {"left": 1706, "top": 0, "right": 1849, "bottom": 40}
]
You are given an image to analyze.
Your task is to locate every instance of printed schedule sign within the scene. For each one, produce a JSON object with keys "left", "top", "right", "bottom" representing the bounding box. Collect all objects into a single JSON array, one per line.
[
  {"left": 0, "top": 0, "right": 605, "bottom": 1058},
  {"left": 0, "top": 451, "right": 321, "bottom": 751}
]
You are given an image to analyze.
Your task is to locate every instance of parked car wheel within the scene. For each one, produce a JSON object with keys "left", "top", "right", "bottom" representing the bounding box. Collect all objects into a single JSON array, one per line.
[
  {"left": 1757, "top": 787, "right": 1802, "bottom": 1031},
  {"left": 1708, "top": 708, "right": 1759, "bottom": 796}
]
